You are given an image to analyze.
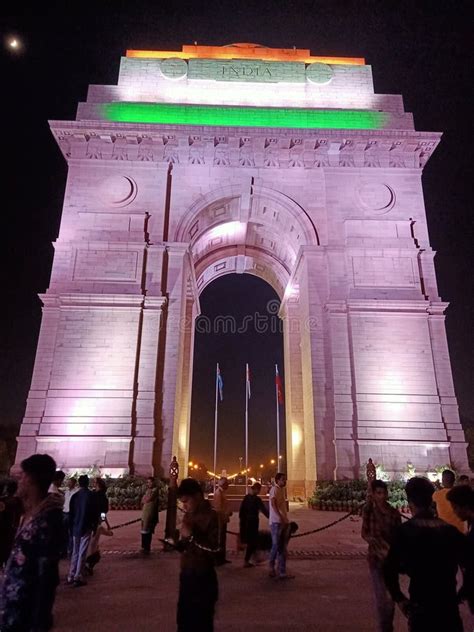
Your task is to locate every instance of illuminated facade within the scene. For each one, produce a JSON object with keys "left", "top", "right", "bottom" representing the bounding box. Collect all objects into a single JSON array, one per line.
[{"left": 16, "top": 43, "right": 468, "bottom": 494}]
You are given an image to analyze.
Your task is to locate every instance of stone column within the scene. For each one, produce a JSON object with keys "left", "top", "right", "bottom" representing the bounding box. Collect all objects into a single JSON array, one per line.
[
  {"left": 15, "top": 295, "right": 61, "bottom": 465},
  {"left": 326, "top": 302, "right": 359, "bottom": 479},
  {"left": 133, "top": 295, "right": 167, "bottom": 476},
  {"left": 282, "top": 298, "right": 306, "bottom": 498},
  {"left": 293, "top": 246, "right": 334, "bottom": 487},
  {"left": 428, "top": 304, "right": 469, "bottom": 470},
  {"left": 159, "top": 243, "right": 194, "bottom": 472},
  {"left": 172, "top": 294, "right": 198, "bottom": 471}
]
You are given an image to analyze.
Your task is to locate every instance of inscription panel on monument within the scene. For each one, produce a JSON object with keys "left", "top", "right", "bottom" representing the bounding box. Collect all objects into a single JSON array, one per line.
[{"left": 188, "top": 58, "right": 306, "bottom": 83}]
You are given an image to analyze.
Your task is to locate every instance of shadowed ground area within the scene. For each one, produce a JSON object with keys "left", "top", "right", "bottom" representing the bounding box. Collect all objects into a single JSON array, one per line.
[{"left": 47, "top": 506, "right": 471, "bottom": 631}]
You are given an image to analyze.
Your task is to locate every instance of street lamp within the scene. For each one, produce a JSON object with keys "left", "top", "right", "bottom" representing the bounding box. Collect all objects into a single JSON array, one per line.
[
  {"left": 239, "top": 456, "right": 243, "bottom": 472},
  {"left": 270, "top": 459, "right": 275, "bottom": 465}
]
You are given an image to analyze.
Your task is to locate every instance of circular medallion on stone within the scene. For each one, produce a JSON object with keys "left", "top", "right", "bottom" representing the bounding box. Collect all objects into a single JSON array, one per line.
[
  {"left": 160, "top": 58, "right": 188, "bottom": 80},
  {"left": 97, "top": 175, "right": 137, "bottom": 207},
  {"left": 357, "top": 182, "right": 395, "bottom": 214},
  {"left": 306, "top": 63, "right": 334, "bottom": 85}
]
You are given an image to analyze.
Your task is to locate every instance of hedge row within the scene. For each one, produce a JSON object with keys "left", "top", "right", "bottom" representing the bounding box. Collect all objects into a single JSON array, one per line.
[
  {"left": 308, "top": 480, "right": 409, "bottom": 513},
  {"left": 104, "top": 476, "right": 168, "bottom": 511}
]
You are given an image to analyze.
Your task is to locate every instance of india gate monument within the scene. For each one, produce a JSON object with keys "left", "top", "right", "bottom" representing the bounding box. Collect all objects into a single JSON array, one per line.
[{"left": 16, "top": 43, "right": 468, "bottom": 496}]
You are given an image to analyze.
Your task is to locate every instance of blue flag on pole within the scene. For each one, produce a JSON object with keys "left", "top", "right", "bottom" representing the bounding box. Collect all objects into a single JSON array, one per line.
[{"left": 217, "top": 364, "right": 224, "bottom": 402}]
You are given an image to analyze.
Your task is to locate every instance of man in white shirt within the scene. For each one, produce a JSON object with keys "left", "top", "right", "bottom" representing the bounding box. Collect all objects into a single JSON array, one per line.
[
  {"left": 62, "top": 477, "right": 78, "bottom": 557},
  {"left": 268, "top": 473, "right": 293, "bottom": 579},
  {"left": 212, "top": 477, "right": 232, "bottom": 565}
]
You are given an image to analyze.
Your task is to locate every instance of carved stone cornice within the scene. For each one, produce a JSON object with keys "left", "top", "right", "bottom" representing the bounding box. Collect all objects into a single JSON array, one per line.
[
  {"left": 49, "top": 120, "right": 441, "bottom": 169},
  {"left": 40, "top": 292, "right": 145, "bottom": 309}
]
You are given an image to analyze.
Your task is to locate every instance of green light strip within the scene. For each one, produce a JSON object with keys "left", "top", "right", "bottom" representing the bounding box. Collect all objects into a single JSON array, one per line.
[{"left": 99, "top": 102, "right": 389, "bottom": 130}]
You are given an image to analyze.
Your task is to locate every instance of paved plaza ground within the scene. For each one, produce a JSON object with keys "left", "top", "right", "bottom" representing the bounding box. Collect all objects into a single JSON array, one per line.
[{"left": 46, "top": 505, "right": 472, "bottom": 631}]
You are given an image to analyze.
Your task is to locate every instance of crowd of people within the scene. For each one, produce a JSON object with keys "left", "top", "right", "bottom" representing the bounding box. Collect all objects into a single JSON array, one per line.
[
  {"left": 1, "top": 456, "right": 474, "bottom": 631},
  {"left": 0, "top": 456, "right": 116, "bottom": 630},
  {"left": 362, "top": 470, "right": 474, "bottom": 632}
]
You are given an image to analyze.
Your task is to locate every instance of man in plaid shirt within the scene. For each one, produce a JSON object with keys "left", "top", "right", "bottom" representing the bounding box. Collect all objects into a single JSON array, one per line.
[{"left": 362, "top": 479, "right": 401, "bottom": 632}]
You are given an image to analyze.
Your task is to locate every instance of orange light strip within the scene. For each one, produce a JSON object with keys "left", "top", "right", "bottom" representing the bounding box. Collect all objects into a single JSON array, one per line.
[{"left": 126, "top": 45, "right": 365, "bottom": 66}]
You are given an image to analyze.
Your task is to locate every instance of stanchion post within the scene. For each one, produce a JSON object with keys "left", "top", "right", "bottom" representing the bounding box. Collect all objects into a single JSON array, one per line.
[
  {"left": 366, "top": 458, "right": 376, "bottom": 495},
  {"left": 164, "top": 456, "right": 179, "bottom": 550}
]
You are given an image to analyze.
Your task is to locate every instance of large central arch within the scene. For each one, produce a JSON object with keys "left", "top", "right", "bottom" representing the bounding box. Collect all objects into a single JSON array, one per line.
[
  {"left": 175, "top": 183, "right": 319, "bottom": 296},
  {"left": 169, "top": 183, "right": 320, "bottom": 496}
]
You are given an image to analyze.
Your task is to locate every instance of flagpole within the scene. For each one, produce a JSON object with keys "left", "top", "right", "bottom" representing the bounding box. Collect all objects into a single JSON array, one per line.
[
  {"left": 245, "top": 363, "right": 249, "bottom": 491},
  {"left": 275, "top": 364, "right": 280, "bottom": 471},
  {"left": 213, "top": 363, "right": 219, "bottom": 494}
]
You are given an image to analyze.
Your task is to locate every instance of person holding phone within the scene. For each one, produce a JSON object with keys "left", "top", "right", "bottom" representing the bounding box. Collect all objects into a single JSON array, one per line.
[{"left": 176, "top": 478, "right": 219, "bottom": 632}]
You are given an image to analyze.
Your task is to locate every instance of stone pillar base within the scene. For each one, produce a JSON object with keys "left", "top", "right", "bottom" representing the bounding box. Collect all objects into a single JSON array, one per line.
[{"left": 287, "top": 479, "right": 315, "bottom": 500}]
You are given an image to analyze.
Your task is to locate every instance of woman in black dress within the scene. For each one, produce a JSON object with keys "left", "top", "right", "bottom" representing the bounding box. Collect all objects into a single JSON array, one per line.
[{"left": 239, "top": 482, "right": 269, "bottom": 567}]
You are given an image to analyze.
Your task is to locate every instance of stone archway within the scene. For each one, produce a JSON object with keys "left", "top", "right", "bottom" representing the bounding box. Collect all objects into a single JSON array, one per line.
[
  {"left": 16, "top": 42, "right": 469, "bottom": 496},
  {"left": 168, "top": 183, "right": 321, "bottom": 497}
]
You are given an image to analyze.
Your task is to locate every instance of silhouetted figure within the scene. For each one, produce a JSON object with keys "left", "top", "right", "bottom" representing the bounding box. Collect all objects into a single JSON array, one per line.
[
  {"left": 1, "top": 454, "right": 63, "bottom": 632},
  {"left": 433, "top": 469, "right": 465, "bottom": 532},
  {"left": 362, "top": 479, "right": 401, "bottom": 632},
  {"left": 239, "top": 482, "right": 268, "bottom": 567},
  {"left": 212, "top": 477, "right": 232, "bottom": 565},
  {"left": 0, "top": 480, "right": 23, "bottom": 567},
  {"left": 366, "top": 458, "right": 376, "bottom": 492},
  {"left": 67, "top": 475, "right": 99, "bottom": 587},
  {"left": 48, "top": 470, "right": 65, "bottom": 500},
  {"left": 165, "top": 457, "right": 180, "bottom": 546},
  {"left": 141, "top": 477, "right": 159, "bottom": 553},
  {"left": 384, "top": 477, "right": 466, "bottom": 632},
  {"left": 268, "top": 472, "right": 293, "bottom": 579},
  {"left": 85, "top": 477, "right": 110, "bottom": 573},
  {"left": 447, "top": 484, "right": 474, "bottom": 614},
  {"left": 62, "top": 476, "right": 78, "bottom": 558},
  {"left": 176, "top": 478, "right": 219, "bottom": 632}
]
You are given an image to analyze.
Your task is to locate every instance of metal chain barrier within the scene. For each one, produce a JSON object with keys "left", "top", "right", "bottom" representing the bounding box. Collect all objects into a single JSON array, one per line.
[
  {"left": 227, "top": 509, "right": 356, "bottom": 539},
  {"left": 292, "top": 509, "right": 411, "bottom": 537},
  {"left": 110, "top": 506, "right": 170, "bottom": 531},
  {"left": 291, "top": 509, "right": 354, "bottom": 538},
  {"left": 109, "top": 517, "right": 141, "bottom": 531},
  {"left": 109, "top": 505, "right": 411, "bottom": 534},
  {"left": 227, "top": 508, "right": 411, "bottom": 539}
]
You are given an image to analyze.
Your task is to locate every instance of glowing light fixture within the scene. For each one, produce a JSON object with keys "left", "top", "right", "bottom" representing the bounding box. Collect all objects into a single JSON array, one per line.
[{"left": 100, "top": 102, "right": 389, "bottom": 130}]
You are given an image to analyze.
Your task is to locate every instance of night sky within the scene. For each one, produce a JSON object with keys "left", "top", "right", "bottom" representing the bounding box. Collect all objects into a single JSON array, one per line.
[{"left": 1, "top": 1, "right": 473, "bottom": 469}]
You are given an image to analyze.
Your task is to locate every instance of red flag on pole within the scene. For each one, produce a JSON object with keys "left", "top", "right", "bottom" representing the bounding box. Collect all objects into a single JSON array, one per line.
[{"left": 275, "top": 365, "right": 284, "bottom": 405}]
